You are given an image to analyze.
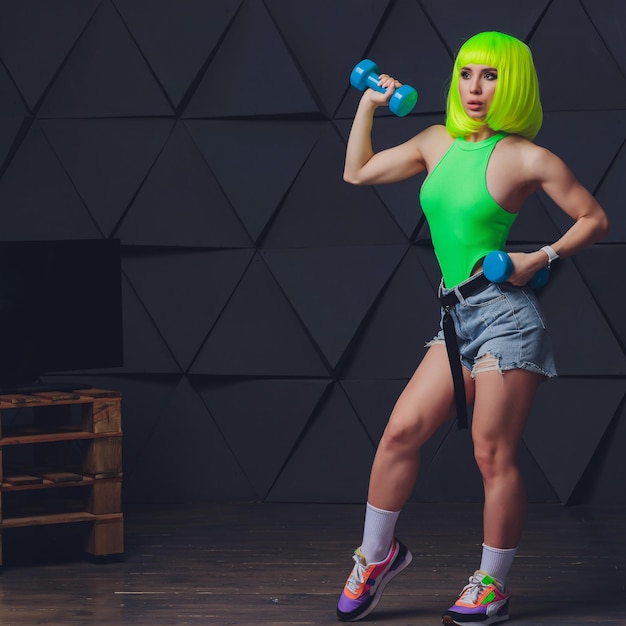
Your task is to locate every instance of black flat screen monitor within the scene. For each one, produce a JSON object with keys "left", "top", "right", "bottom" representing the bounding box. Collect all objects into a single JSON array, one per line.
[{"left": 0, "top": 238, "right": 123, "bottom": 391}]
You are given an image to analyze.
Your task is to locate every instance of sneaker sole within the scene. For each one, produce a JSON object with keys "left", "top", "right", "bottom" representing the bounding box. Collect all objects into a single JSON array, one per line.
[
  {"left": 442, "top": 613, "right": 509, "bottom": 625},
  {"left": 338, "top": 545, "right": 413, "bottom": 622}
]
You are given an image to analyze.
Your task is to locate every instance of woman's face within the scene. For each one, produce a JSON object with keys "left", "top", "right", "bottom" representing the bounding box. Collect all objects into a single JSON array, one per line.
[{"left": 458, "top": 64, "right": 498, "bottom": 119}]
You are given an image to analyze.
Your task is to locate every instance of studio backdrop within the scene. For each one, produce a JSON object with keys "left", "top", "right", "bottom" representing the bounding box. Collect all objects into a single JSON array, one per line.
[{"left": 0, "top": 0, "right": 624, "bottom": 506}]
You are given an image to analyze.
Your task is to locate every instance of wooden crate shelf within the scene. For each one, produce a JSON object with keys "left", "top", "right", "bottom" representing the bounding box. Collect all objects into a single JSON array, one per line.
[{"left": 0, "top": 388, "right": 124, "bottom": 565}]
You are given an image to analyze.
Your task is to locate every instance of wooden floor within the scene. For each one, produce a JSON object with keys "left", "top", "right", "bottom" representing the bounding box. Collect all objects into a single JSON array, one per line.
[{"left": 0, "top": 502, "right": 624, "bottom": 625}]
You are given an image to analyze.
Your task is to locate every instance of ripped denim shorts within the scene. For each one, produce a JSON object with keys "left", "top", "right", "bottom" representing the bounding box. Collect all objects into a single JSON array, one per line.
[{"left": 427, "top": 274, "right": 558, "bottom": 379}]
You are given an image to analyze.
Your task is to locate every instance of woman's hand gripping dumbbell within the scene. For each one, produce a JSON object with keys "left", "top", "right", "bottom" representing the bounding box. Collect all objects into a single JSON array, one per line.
[
  {"left": 482, "top": 250, "right": 552, "bottom": 288},
  {"left": 350, "top": 59, "right": 418, "bottom": 117}
]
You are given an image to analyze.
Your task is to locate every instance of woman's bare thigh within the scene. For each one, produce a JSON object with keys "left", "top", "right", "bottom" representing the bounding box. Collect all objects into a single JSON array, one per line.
[{"left": 386, "top": 344, "right": 474, "bottom": 441}]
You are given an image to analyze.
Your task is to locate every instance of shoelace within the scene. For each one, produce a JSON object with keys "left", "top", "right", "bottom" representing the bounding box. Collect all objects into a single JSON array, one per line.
[
  {"left": 458, "top": 573, "right": 488, "bottom": 605},
  {"left": 346, "top": 552, "right": 367, "bottom": 594}
]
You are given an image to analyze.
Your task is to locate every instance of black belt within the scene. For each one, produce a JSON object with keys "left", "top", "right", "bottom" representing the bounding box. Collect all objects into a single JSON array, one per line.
[{"left": 438, "top": 273, "right": 491, "bottom": 430}]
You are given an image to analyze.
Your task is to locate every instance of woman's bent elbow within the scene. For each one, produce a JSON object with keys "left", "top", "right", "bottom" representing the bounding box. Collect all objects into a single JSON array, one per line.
[
  {"left": 599, "top": 214, "right": 610, "bottom": 239},
  {"left": 343, "top": 171, "right": 363, "bottom": 185}
]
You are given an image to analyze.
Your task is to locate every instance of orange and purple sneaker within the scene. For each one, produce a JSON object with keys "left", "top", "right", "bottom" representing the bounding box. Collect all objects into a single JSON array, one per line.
[
  {"left": 336, "top": 538, "right": 412, "bottom": 622},
  {"left": 442, "top": 570, "right": 510, "bottom": 625}
]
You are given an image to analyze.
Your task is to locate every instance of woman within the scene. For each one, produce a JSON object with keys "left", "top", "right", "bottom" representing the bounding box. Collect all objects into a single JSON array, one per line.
[{"left": 336, "top": 32, "right": 608, "bottom": 626}]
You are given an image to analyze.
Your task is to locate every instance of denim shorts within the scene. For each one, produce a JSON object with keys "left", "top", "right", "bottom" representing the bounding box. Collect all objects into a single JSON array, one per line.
[{"left": 428, "top": 274, "right": 558, "bottom": 379}]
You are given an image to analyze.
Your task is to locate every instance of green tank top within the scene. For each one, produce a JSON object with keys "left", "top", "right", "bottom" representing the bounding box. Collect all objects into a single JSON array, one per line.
[{"left": 419, "top": 132, "right": 517, "bottom": 288}]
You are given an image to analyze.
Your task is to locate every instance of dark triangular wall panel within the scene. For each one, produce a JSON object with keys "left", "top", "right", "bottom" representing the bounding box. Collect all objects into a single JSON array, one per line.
[
  {"left": 582, "top": 0, "right": 626, "bottom": 76},
  {"left": 112, "top": 274, "right": 182, "bottom": 375},
  {"left": 123, "top": 377, "right": 257, "bottom": 503},
  {"left": 538, "top": 260, "right": 626, "bottom": 376},
  {"left": 413, "top": 425, "right": 484, "bottom": 502},
  {"left": 341, "top": 379, "right": 408, "bottom": 445},
  {"left": 412, "top": 243, "right": 442, "bottom": 292},
  {"left": 123, "top": 249, "right": 253, "bottom": 371},
  {"left": 263, "top": 124, "right": 405, "bottom": 247},
  {"left": 0, "top": 1, "right": 623, "bottom": 507},
  {"left": 0, "top": 114, "right": 25, "bottom": 175},
  {"left": 0, "top": 0, "right": 99, "bottom": 110},
  {"left": 524, "top": 378, "right": 625, "bottom": 503},
  {"left": 574, "top": 246, "right": 626, "bottom": 351},
  {"left": 187, "top": 120, "right": 324, "bottom": 242},
  {"left": 507, "top": 193, "right": 561, "bottom": 244},
  {"left": 535, "top": 110, "right": 626, "bottom": 258},
  {"left": 113, "top": 0, "right": 242, "bottom": 109},
  {"left": 0, "top": 121, "right": 100, "bottom": 239},
  {"left": 421, "top": 0, "right": 550, "bottom": 52},
  {"left": 530, "top": 0, "right": 626, "bottom": 111},
  {"left": 116, "top": 121, "right": 250, "bottom": 247},
  {"left": 41, "top": 118, "right": 174, "bottom": 236},
  {"left": 262, "top": 245, "right": 406, "bottom": 368},
  {"left": 0, "top": 62, "right": 30, "bottom": 168},
  {"left": 38, "top": 1, "right": 173, "bottom": 117},
  {"left": 595, "top": 142, "right": 626, "bottom": 244},
  {"left": 264, "top": 0, "right": 392, "bottom": 118},
  {"left": 198, "top": 379, "right": 330, "bottom": 499},
  {"left": 266, "top": 384, "right": 375, "bottom": 503},
  {"left": 343, "top": 249, "right": 440, "bottom": 379},
  {"left": 515, "top": 442, "right": 561, "bottom": 503},
  {"left": 574, "top": 397, "right": 626, "bottom": 506},
  {"left": 535, "top": 111, "right": 626, "bottom": 196},
  {"left": 184, "top": 0, "right": 318, "bottom": 118},
  {"left": 190, "top": 254, "right": 329, "bottom": 377}
]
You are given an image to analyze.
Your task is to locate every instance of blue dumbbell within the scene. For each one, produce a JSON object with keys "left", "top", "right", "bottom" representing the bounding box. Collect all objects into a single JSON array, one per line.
[
  {"left": 483, "top": 250, "right": 550, "bottom": 289},
  {"left": 350, "top": 59, "right": 418, "bottom": 117}
]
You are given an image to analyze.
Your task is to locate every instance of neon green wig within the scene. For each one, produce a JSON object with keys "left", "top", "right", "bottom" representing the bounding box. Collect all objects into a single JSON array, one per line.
[{"left": 445, "top": 31, "right": 542, "bottom": 140}]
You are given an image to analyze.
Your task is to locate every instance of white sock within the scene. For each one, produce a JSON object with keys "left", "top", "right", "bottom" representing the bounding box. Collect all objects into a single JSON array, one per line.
[
  {"left": 479, "top": 543, "right": 517, "bottom": 589},
  {"left": 360, "top": 502, "right": 400, "bottom": 564}
]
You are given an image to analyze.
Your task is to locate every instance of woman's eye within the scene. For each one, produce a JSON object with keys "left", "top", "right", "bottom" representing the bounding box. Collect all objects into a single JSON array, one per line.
[
  {"left": 461, "top": 71, "right": 471, "bottom": 79},
  {"left": 485, "top": 72, "right": 497, "bottom": 80}
]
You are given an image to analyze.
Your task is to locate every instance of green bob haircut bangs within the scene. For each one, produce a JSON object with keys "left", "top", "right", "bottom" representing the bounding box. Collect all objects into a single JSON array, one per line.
[{"left": 445, "top": 31, "right": 543, "bottom": 140}]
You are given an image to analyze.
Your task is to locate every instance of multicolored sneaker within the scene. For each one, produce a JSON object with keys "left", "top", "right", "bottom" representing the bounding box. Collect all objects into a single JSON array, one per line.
[
  {"left": 442, "top": 570, "right": 510, "bottom": 625},
  {"left": 336, "top": 538, "right": 412, "bottom": 622}
]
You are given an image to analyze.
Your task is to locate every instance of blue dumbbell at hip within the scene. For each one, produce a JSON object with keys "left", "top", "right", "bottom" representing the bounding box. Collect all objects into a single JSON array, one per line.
[
  {"left": 350, "top": 59, "right": 418, "bottom": 117},
  {"left": 483, "top": 250, "right": 550, "bottom": 289}
]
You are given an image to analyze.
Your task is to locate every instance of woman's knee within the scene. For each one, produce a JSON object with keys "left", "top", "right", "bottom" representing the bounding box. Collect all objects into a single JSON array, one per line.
[
  {"left": 380, "top": 421, "right": 415, "bottom": 453},
  {"left": 474, "top": 444, "right": 497, "bottom": 480},
  {"left": 473, "top": 440, "right": 518, "bottom": 482},
  {"left": 380, "top": 413, "right": 429, "bottom": 454}
]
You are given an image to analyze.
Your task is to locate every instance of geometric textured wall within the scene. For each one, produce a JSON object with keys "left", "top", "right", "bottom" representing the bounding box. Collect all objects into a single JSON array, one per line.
[{"left": 0, "top": 0, "right": 624, "bottom": 505}]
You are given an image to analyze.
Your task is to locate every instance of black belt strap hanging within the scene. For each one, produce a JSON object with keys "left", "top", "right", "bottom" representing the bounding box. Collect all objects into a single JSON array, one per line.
[
  {"left": 442, "top": 308, "right": 468, "bottom": 430},
  {"left": 438, "top": 273, "right": 491, "bottom": 431}
]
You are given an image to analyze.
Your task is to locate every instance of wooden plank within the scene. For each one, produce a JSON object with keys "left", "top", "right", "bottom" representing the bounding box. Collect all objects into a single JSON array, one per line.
[
  {"left": 0, "top": 511, "right": 122, "bottom": 529},
  {"left": 82, "top": 398, "right": 122, "bottom": 434},
  {"left": 85, "top": 516, "right": 124, "bottom": 556},
  {"left": 87, "top": 480, "right": 122, "bottom": 515},
  {"left": 2, "top": 474, "right": 44, "bottom": 486},
  {"left": 32, "top": 391, "right": 81, "bottom": 402},
  {"left": 0, "top": 477, "right": 125, "bottom": 493},
  {"left": 0, "top": 430, "right": 122, "bottom": 447},
  {"left": 0, "top": 394, "right": 44, "bottom": 405},
  {"left": 78, "top": 389, "right": 122, "bottom": 399},
  {"left": 82, "top": 438, "right": 123, "bottom": 476},
  {"left": 39, "top": 471, "right": 84, "bottom": 484}
]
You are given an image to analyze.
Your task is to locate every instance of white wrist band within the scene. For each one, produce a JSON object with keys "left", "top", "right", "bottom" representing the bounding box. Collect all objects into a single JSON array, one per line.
[{"left": 540, "top": 245, "right": 559, "bottom": 267}]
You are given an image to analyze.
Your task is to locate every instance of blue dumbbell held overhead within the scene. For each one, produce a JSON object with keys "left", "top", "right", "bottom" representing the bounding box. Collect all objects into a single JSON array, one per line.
[
  {"left": 350, "top": 59, "right": 418, "bottom": 117},
  {"left": 483, "top": 250, "right": 550, "bottom": 289}
]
